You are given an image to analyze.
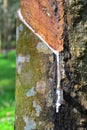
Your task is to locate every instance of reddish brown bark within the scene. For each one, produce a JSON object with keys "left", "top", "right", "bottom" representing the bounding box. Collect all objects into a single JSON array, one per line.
[{"left": 20, "top": 0, "right": 66, "bottom": 52}]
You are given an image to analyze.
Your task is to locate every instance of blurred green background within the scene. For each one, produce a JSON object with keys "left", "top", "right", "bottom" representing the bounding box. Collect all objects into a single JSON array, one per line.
[{"left": 0, "top": 0, "right": 19, "bottom": 129}]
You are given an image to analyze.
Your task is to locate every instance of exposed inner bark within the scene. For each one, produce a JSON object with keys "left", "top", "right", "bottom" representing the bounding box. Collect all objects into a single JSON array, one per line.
[{"left": 20, "top": 0, "right": 66, "bottom": 51}]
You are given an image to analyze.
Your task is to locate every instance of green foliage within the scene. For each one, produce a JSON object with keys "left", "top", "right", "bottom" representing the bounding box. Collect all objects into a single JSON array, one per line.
[{"left": 0, "top": 51, "right": 16, "bottom": 130}]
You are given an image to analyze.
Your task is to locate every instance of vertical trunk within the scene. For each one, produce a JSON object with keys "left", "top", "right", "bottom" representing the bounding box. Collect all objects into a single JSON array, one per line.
[
  {"left": 2, "top": 0, "right": 8, "bottom": 57},
  {"left": 15, "top": 19, "right": 55, "bottom": 130},
  {"left": 0, "top": 30, "right": 1, "bottom": 52},
  {"left": 3, "top": 0, "right": 8, "bottom": 12},
  {"left": 15, "top": 0, "right": 87, "bottom": 130}
]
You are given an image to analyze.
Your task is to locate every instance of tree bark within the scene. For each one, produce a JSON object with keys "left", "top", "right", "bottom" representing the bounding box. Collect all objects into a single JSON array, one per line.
[
  {"left": 15, "top": 19, "right": 55, "bottom": 130},
  {"left": 15, "top": 0, "right": 87, "bottom": 130}
]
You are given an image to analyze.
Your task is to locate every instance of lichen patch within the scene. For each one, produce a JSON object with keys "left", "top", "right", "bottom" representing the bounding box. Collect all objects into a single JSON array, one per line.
[
  {"left": 36, "top": 42, "right": 52, "bottom": 54},
  {"left": 36, "top": 80, "right": 46, "bottom": 94},
  {"left": 26, "top": 87, "right": 35, "bottom": 97},
  {"left": 17, "top": 54, "right": 30, "bottom": 74},
  {"left": 33, "top": 101, "right": 42, "bottom": 117},
  {"left": 23, "top": 116, "right": 36, "bottom": 130}
]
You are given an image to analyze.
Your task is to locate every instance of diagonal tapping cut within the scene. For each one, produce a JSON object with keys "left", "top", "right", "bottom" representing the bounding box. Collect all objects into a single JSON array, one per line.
[{"left": 18, "top": 0, "right": 67, "bottom": 113}]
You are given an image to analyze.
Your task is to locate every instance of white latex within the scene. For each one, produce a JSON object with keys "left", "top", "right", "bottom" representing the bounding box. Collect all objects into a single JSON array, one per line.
[{"left": 56, "top": 89, "right": 64, "bottom": 113}]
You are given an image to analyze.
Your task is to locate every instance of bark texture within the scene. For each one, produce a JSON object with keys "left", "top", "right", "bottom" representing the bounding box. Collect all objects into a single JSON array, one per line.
[
  {"left": 15, "top": 0, "right": 87, "bottom": 130},
  {"left": 15, "top": 19, "right": 55, "bottom": 130}
]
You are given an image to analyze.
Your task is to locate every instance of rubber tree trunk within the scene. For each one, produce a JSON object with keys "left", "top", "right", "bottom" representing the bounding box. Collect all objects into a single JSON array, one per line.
[
  {"left": 15, "top": 18, "right": 72, "bottom": 130},
  {"left": 15, "top": 18, "right": 56, "bottom": 130},
  {"left": 15, "top": 0, "right": 87, "bottom": 129}
]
